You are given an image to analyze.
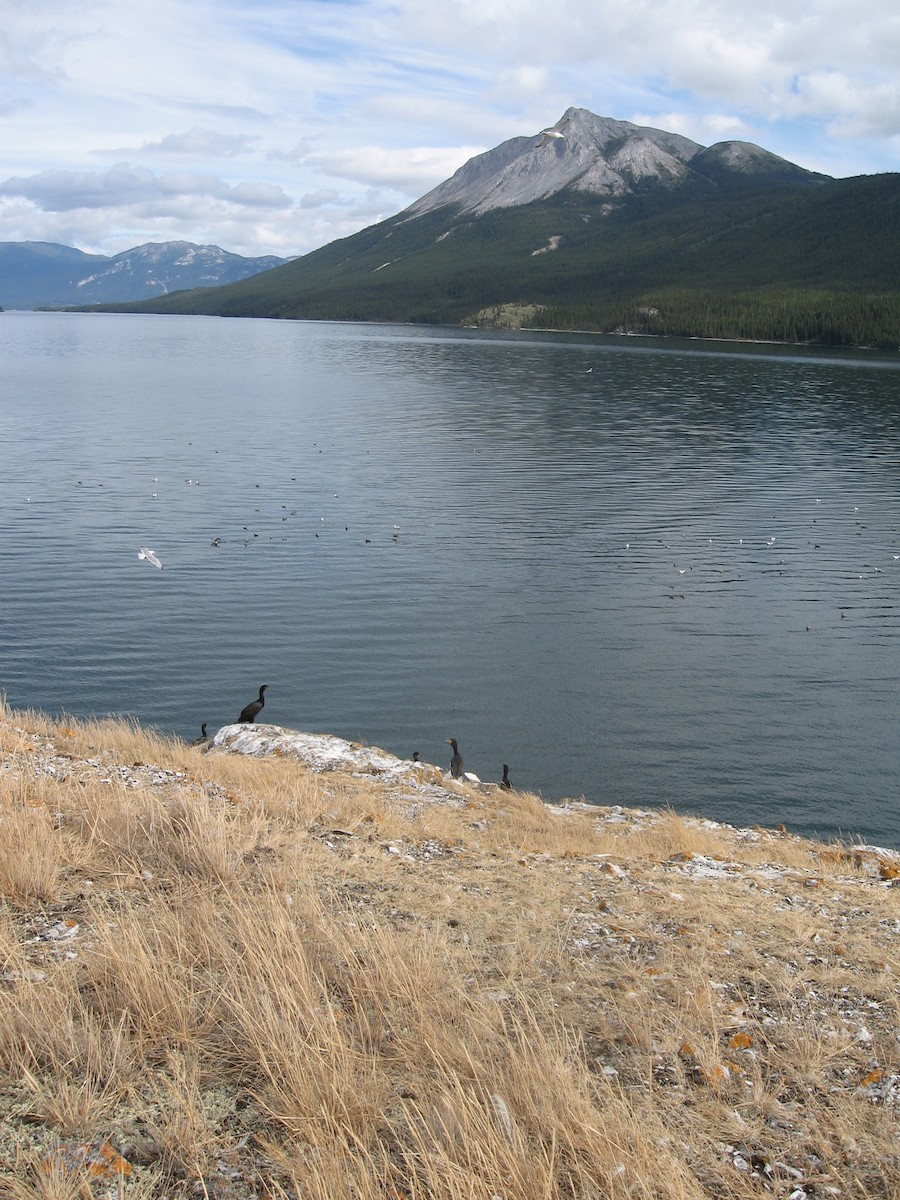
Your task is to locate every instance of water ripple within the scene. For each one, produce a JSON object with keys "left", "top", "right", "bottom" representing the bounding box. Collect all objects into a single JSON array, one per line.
[{"left": 2, "top": 313, "right": 899, "bottom": 846}]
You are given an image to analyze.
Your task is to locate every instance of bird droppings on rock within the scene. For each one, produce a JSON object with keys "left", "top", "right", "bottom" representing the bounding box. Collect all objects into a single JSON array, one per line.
[{"left": 211, "top": 722, "right": 455, "bottom": 793}]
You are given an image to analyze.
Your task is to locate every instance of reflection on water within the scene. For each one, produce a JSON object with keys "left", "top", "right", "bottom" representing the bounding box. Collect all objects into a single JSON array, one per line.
[{"left": 2, "top": 312, "right": 899, "bottom": 847}]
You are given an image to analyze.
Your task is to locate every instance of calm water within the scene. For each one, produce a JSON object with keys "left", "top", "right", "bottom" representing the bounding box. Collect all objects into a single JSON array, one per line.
[{"left": 2, "top": 311, "right": 900, "bottom": 848}]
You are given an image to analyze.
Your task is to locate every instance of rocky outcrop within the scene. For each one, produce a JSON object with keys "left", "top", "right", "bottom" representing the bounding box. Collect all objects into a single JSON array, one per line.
[{"left": 208, "top": 722, "right": 468, "bottom": 793}]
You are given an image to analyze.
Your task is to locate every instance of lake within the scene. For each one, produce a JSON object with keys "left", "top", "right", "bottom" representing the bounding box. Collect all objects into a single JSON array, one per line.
[{"left": 2, "top": 311, "right": 899, "bottom": 848}]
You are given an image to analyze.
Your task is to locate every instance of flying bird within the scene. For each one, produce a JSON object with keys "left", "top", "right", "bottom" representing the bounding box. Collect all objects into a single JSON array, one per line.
[
  {"left": 238, "top": 684, "right": 268, "bottom": 723},
  {"left": 138, "top": 547, "right": 163, "bottom": 569},
  {"left": 537, "top": 128, "right": 567, "bottom": 146}
]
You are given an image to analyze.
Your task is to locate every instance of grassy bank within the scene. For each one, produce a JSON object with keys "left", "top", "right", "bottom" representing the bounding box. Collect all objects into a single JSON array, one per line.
[{"left": 0, "top": 701, "right": 897, "bottom": 1199}]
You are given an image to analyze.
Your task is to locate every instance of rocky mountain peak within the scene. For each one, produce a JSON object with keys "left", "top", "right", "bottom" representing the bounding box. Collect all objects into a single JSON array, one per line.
[{"left": 404, "top": 106, "right": 826, "bottom": 219}]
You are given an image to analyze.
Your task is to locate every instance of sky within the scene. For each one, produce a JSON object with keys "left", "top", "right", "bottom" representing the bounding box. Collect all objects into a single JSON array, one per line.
[{"left": 1, "top": 0, "right": 898, "bottom": 260}]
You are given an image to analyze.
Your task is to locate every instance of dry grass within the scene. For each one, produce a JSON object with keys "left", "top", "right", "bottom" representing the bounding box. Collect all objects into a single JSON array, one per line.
[{"left": 0, "top": 698, "right": 897, "bottom": 1199}]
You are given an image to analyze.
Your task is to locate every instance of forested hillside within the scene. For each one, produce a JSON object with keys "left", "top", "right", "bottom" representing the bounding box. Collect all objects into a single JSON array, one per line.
[{"left": 89, "top": 173, "right": 900, "bottom": 349}]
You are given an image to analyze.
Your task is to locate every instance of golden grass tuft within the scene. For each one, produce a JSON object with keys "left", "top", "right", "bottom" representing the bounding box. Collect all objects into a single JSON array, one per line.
[
  {"left": 0, "top": 702, "right": 897, "bottom": 1198},
  {"left": 0, "top": 803, "right": 63, "bottom": 907}
]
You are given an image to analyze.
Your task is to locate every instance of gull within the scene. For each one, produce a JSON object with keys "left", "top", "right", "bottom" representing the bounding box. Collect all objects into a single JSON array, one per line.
[
  {"left": 138, "top": 547, "right": 163, "bottom": 570},
  {"left": 537, "top": 128, "right": 567, "bottom": 146}
]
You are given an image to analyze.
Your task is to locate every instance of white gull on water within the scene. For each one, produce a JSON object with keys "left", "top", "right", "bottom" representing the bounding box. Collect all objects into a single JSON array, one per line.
[{"left": 137, "top": 547, "right": 163, "bottom": 569}]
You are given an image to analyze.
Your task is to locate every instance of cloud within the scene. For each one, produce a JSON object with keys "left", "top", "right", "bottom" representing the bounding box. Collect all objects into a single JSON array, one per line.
[
  {"left": 268, "top": 140, "right": 318, "bottom": 164},
  {"left": 314, "top": 145, "right": 485, "bottom": 192},
  {"left": 140, "top": 127, "right": 260, "bottom": 157},
  {"left": 787, "top": 71, "right": 900, "bottom": 139},
  {"left": 0, "top": 94, "right": 31, "bottom": 116},
  {"left": 388, "top": 0, "right": 900, "bottom": 121},
  {"left": 630, "top": 110, "right": 752, "bottom": 145},
  {"left": 169, "top": 100, "right": 272, "bottom": 123},
  {"left": 300, "top": 188, "right": 339, "bottom": 209},
  {"left": 484, "top": 66, "right": 552, "bottom": 107},
  {"left": 0, "top": 164, "right": 157, "bottom": 210},
  {"left": 0, "top": 163, "right": 292, "bottom": 212},
  {"left": 1, "top": 0, "right": 899, "bottom": 258},
  {"left": 225, "top": 180, "right": 291, "bottom": 208}
]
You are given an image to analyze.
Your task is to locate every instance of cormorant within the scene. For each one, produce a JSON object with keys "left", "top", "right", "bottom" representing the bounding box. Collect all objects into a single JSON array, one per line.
[
  {"left": 412, "top": 751, "right": 421, "bottom": 762},
  {"left": 500, "top": 764, "right": 511, "bottom": 790},
  {"left": 191, "top": 723, "right": 210, "bottom": 745},
  {"left": 238, "top": 685, "right": 268, "bottom": 723},
  {"left": 447, "top": 738, "right": 463, "bottom": 779}
]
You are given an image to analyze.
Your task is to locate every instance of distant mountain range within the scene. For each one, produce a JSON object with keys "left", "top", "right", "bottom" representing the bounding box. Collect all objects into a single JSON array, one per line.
[
  {"left": 0, "top": 240, "right": 287, "bottom": 309},
  {"left": 51, "top": 108, "right": 900, "bottom": 347}
]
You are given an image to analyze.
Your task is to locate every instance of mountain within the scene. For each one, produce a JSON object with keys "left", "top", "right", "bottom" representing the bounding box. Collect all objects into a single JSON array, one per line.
[
  {"left": 405, "top": 109, "right": 824, "bottom": 217},
  {"left": 81, "top": 108, "right": 900, "bottom": 348},
  {"left": 0, "top": 240, "right": 287, "bottom": 309}
]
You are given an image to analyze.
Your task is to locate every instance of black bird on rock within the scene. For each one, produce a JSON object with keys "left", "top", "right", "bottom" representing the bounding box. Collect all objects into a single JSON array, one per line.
[
  {"left": 446, "top": 737, "right": 463, "bottom": 779},
  {"left": 190, "top": 722, "right": 210, "bottom": 746},
  {"left": 500, "top": 764, "right": 511, "bottom": 790},
  {"left": 238, "top": 685, "right": 268, "bottom": 723}
]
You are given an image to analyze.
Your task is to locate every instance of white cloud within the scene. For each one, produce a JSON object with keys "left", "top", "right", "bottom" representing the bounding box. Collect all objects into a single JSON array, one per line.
[
  {"left": 1, "top": 165, "right": 157, "bottom": 210},
  {"left": 484, "top": 66, "right": 552, "bottom": 108},
  {"left": 314, "top": 145, "right": 485, "bottom": 192},
  {"left": 0, "top": 164, "right": 292, "bottom": 212},
  {"left": 787, "top": 71, "right": 900, "bottom": 139},
  {"left": 268, "top": 140, "right": 318, "bottom": 164},
  {"left": 225, "top": 180, "right": 292, "bottom": 208},
  {"left": 0, "top": 0, "right": 897, "bottom": 257},
  {"left": 0, "top": 94, "right": 31, "bottom": 115},
  {"left": 630, "top": 111, "right": 752, "bottom": 145},
  {"left": 140, "top": 127, "right": 260, "bottom": 157},
  {"left": 300, "top": 189, "right": 339, "bottom": 209}
]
